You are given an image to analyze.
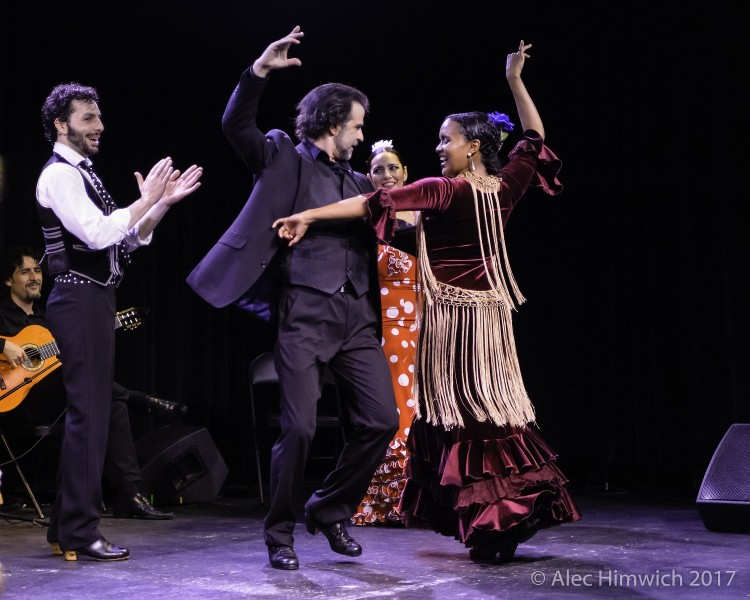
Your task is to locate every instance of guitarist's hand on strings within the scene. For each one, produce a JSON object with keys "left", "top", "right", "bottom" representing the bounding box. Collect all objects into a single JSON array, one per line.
[{"left": 1, "top": 339, "right": 28, "bottom": 367}]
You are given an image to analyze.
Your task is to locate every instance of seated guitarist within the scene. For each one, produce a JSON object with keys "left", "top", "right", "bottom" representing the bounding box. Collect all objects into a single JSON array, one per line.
[{"left": 0, "top": 246, "right": 176, "bottom": 520}]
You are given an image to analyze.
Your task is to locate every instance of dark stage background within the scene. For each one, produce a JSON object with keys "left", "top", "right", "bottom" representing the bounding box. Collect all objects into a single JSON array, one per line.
[{"left": 1, "top": 3, "right": 748, "bottom": 498}]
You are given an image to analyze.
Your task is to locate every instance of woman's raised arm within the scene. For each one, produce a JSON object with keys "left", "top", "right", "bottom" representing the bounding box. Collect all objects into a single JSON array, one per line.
[{"left": 506, "top": 40, "right": 544, "bottom": 139}]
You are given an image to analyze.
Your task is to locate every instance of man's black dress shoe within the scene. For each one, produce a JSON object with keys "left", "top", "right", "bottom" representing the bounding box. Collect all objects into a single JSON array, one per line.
[
  {"left": 63, "top": 538, "right": 129, "bottom": 562},
  {"left": 113, "top": 493, "right": 175, "bottom": 520},
  {"left": 305, "top": 514, "right": 362, "bottom": 557},
  {"left": 268, "top": 545, "right": 299, "bottom": 570}
]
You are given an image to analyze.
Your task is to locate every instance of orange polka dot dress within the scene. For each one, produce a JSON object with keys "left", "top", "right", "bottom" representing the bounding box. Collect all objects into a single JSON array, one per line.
[{"left": 353, "top": 243, "right": 419, "bottom": 525}]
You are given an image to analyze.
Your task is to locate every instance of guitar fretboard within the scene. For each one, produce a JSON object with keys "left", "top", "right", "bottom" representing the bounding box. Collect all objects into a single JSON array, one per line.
[{"left": 28, "top": 341, "right": 61, "bottom": 361}]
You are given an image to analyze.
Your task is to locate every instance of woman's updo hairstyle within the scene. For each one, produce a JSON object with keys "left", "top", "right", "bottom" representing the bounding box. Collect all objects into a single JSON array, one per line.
[
  {"left": 443, "top": 111, "right": 515, "bottom": 176},
  {"left": 366, "top": 139, "right": 407, "bottom": 172}
]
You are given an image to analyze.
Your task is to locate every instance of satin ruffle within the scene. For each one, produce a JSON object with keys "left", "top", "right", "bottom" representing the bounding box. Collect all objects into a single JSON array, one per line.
[{"left": 399, "top": 418, "right": 581, "bottom": 546}]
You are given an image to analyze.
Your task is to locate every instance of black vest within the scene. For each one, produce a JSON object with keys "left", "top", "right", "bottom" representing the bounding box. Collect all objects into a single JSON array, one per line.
[
  {"left": 36, "top": 153, "right": 122, "bottom": 286},
  {"left": 279, "top": 166, "right": 374, "bottom": 296},
  {"left": 280, "top": 225, "right": 373, "bottom": 295}
]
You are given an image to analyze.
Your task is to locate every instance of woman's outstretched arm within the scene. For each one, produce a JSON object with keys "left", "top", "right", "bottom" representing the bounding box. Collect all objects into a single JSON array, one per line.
[{"left": 272, "top": 194, "right": 368, "bottom": 246}]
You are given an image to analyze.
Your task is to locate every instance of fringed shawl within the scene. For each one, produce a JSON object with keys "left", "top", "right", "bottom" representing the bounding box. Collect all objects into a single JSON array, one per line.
[{"left": 415, "top": 171, "right": 536, "bottom": 430}]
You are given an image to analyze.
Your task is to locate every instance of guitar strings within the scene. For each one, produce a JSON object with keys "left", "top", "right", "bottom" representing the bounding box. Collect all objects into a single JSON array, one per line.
[
  {"left": 17, "top": 340, "right": 60, "bottom": 363},
  {"left": 20, "top": 346, "right": 56, "bottom": 364}
]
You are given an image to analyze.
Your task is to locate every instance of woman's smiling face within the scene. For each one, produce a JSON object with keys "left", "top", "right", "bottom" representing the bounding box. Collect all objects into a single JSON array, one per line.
[{"left": 368, "top": 150, "right": 407, "bottom": 189}]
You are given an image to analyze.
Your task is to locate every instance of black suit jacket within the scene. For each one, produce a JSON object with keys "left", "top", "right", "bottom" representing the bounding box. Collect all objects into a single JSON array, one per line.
[{"left": 187, "top": 70, "right": 375, "bottom": 319}]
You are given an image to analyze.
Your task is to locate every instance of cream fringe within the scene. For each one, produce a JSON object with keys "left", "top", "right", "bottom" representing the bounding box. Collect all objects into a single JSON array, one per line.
[{"left": 414, "top": 172, "right": 536, "bottom": 429}]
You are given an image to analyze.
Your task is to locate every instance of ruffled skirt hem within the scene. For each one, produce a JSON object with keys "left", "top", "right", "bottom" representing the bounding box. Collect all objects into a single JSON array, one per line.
[
  {"left": 398, "top": 418, "right": 581, "bottom": 546},
  {"left": 353, "top": 438, "right": 409, "bottom": 525}
]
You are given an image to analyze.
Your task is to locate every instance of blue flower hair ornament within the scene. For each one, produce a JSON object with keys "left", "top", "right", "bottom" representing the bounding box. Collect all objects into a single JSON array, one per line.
[{"left": 487, "top": 112, "right": 515, "bottom": 143}]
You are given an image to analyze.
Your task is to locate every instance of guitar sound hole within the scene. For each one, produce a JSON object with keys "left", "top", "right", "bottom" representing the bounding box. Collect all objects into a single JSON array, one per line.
[{"left": 21, "top": 345, "right": 43, "bottom": 370}]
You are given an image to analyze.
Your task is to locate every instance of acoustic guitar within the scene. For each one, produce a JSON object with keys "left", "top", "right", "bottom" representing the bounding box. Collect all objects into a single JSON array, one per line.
[{"left": 0, "top": 307, "right": 147, "bottom": 413}]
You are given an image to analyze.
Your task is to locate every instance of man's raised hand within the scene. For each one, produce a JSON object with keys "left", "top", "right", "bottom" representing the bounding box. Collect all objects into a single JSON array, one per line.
[{"left": 252, "top": 25, "right": 304, "bottom": 78}]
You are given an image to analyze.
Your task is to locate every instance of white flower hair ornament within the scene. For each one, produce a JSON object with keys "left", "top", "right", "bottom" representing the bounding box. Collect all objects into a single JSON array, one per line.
[{"left": 370, "top": 140, "right": 394, "bottom": 153}]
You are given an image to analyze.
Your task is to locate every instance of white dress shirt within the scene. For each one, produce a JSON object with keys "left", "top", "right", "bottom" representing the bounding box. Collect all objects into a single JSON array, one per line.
[{"left": 36, "top": 143, "right": 151, "bottom": 251}]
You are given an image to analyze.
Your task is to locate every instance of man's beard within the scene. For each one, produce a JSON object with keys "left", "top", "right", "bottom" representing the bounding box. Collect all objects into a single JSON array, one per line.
[
  {"left": 23, "top": 287, "right": 42, "bottom": 302},
  {"left": 335, "top": 144, "right": 353, "bottom": 161},
  {"left": 333, "top": 130, "right": 354, "bottom": 161},
  {"left": 66, "top": 124, "right": 99, "bottom": 157}
]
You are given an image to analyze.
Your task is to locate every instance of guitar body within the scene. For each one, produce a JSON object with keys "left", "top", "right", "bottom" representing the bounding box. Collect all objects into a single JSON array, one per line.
[
  {"left": 0, "top": 324, "right": 61, "bottom": 413},
  {"left": 0, "top": 307, "right": 146, "bottom": 414}
]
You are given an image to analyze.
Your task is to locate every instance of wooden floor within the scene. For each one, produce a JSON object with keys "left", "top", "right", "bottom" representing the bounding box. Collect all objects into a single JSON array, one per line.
[{"left": 1, "top": 491, "right": 749, "bottom": 599}]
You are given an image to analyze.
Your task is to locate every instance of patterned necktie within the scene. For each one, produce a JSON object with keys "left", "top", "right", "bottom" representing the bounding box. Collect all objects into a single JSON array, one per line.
[{"left": 78, "top": 161, "right": 131, "bottom": 274}]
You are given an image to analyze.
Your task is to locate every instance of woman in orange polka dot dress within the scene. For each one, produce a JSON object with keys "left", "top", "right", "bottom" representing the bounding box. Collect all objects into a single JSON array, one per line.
[{"left": 353, "top": 141, "right": 419, "bottom": 525}]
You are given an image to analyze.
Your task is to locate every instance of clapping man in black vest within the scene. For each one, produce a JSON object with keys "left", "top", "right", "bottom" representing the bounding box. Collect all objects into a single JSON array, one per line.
[
  {"left": 36, "top": 83, "right": 202, "bottom": 561},
  {"left": 187, "top": 26, "right": 398, "bottom": 570}
]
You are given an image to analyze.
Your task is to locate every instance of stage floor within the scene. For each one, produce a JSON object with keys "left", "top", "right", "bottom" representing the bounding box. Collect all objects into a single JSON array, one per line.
[{"left": 0, "top": 492, "right": 748, "bottom": 599}]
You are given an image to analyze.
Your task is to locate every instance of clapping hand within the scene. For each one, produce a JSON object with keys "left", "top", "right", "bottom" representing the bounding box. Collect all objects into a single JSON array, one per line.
[
  {"left": 134, "top": 157, "right": 174, "bottom": 206},
  {"left": 160, "top": 164, "right": 203, "bottom": 207}
]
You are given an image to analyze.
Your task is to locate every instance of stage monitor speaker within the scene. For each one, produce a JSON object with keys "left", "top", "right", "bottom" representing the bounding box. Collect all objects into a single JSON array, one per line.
[
  {"left": 696, "top": 423, "right": 750, "bottom": 533},
  {"left": 135, "top": 425, "right": 228, "bottom": 506}
]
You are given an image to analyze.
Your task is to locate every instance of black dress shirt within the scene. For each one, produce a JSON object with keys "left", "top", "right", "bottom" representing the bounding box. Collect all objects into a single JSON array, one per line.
[{"left": 0, "top": 296, "right": 48, "bottom": 354}]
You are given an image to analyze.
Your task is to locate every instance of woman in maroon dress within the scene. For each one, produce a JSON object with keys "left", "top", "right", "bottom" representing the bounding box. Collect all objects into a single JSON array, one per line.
[{"left": 273, "top": 41, "right": 581, "bottom": 562}]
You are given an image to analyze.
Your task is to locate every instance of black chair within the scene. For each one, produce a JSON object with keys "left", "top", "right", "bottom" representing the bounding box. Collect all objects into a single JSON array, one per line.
[
  {"left": 0, "top": 423, "right": 46, "bottom": 522},
  {"left": 248, "top": 351, "right": 346, "bottom": 504}
]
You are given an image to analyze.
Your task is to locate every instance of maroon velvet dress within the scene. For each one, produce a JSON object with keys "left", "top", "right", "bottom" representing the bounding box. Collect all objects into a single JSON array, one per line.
[{"left": 365, "top": 131, "right": 581, "bottom": 548}]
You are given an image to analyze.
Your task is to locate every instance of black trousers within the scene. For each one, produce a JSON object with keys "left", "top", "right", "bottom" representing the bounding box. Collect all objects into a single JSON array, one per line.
[
  {"left": 45, "top": 281, "right": 116, "bottom": 549},
  {"left": 106, "top": 383, "right": 140, "bottom": 490},
  {"left": 264, "top": 285, "right": 399, "bottom": 548}
]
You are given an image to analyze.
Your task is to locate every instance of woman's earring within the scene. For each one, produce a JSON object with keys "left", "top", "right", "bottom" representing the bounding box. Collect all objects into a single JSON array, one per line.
[{"left": 467, "top": 152, "right": 476, "bottom": 172}]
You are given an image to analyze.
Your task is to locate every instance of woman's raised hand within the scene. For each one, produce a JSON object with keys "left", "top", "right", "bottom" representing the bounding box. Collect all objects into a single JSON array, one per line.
[{"left": 506, "top": 40, "right": 532, "bottom": 80}]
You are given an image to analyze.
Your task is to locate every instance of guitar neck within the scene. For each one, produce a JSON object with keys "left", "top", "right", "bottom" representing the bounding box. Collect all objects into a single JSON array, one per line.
[
  {"left": 113, "top": 307, "right": 146, "bottom": 332},
  {"left": 36, "top": 340, "right": 61, "bottom": 360}
]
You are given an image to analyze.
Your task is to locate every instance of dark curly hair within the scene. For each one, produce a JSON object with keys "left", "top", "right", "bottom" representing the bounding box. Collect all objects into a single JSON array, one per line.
[
  {"left": 41, "top": 82, "right": 99, "bottom": 144},
  {"left": 295, "top": 83, "right": 369, "bottom": 142},
  {"left": 1, "top": 246, "right": 43, "bottom": 288},
  {"left": 444, "top": 111, "right": 505, "bottom": 176}
]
